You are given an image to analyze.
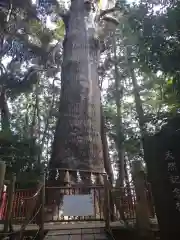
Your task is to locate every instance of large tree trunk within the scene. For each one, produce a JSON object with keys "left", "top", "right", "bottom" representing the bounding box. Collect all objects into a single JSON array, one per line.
[
  {"left": 49, "top": 1, "right": 104, "bottom": 180},
  {"left": 47, "top": 1, "right": 107, "bottom": 220}
]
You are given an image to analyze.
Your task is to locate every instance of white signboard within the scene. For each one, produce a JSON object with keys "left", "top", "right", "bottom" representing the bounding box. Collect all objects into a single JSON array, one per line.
[{"left": 63, "top": 194, "right": 94, "bottom": 216}]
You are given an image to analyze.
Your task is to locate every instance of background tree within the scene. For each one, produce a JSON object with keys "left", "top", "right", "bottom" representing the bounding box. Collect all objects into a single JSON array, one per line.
[{"left": 0, "top": 0, "right": 62, "bottom": 180}]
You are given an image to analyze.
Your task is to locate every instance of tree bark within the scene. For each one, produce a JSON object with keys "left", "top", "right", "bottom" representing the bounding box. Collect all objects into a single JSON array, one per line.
[
  {"left": 112, "top": 33, "right": 126, "bottom": 221},
  {"left": 49, "top": 1, "right": 104, "bottom": 183},
  {"left": 113, "top": 34, "right": 125, "bottom": 187},
  {"left": 126, "top": 46, "right": 146, "bottom": 137},
  {"left": 100, "top": 105, "right": 115, "bottom": 220},
  {"left": 0, "top": 90, "right": 10, "bottom": 132},
  {"left": 100, "top": 105, "right": 113, "bottom": 184}
]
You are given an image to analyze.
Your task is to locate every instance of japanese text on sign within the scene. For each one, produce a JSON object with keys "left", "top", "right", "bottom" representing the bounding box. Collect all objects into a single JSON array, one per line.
[{"left": 165, "top": 150, "right": 180, "bottom": 211}]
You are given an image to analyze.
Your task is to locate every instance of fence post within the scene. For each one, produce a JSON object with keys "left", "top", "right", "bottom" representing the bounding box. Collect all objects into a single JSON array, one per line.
[
  {"left": 0, "top": 161, "right": 6, "bottom": 196},
  {"left": 4, "top": 173, "right": 16, "bottom": 232},
  {"left": 132, "top": 160, "right": 152, "bottom": 238},
  {"left": 39, "top": 172, "right": 45, "bottom": 240},
  {"left": 104, "top": 174, "right": 110, "bottom": 230}
]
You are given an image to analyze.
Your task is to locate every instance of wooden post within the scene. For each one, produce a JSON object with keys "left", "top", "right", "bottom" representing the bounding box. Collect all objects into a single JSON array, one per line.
[
  {"left": 0, "top": 161, "right": 6, "bottom": 196},
  {"left": 39, "top": 173, "right": 45, "bottom": 240},
  {"left": 94, "top": 173, "right": 104, "bottom": 218},
  {"left": 64, "top": 170, "right": 70, "bottom": 195},
  {"left": 4, "top": 174, "right": 16, "bottom": 232},
  {"left": 104, "top": 174, "right": 110, "bottom": 230},
  {"left": 132, "top": 160, "right": 152, "bottom": 238},
  {"left": 64, "top": 170, "right": 70, "bottom": 185},
  {"left": 97, "top": 173, "right": 104, "bottom": 185}
]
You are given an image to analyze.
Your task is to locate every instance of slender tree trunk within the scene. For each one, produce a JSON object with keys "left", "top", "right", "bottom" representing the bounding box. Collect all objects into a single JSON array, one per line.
[
  {"left": 126, "top": 47, "right": 146, "bottom": 137},
  {"left": 0, "top": 89, "right": 10, "bottom": 132},
  {"left": 112, "top": 34, "right": 126, "bottom": 221},
  {"left": 124, "top": 154, "right": 133, "bottom": 209},
  {"left": 100, "top": 105, "right": 113, "bottom": 184},
  {"left": 100, "top": 105, "right": 115, "bottom": 220},
  {"left": 113, "top": 34, "right": 125, "bottom": 187}
]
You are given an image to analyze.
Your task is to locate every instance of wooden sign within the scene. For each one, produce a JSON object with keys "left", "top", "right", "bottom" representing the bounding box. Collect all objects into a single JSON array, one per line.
[{"left": 63, "top": 194, "right": 94, "bottom": 216}]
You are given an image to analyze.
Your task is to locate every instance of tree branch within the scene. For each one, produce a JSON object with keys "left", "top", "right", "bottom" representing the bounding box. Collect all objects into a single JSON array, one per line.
[
  {"left": 99, "top": 7, "right": 118, "bottom": 20},
  {"left": 103, "top": 16, "right": 119, "bottom": 25}
]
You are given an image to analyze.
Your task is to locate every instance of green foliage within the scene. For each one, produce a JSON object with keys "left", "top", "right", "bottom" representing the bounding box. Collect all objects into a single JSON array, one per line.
[
  {"left": 54, "top": 19, "right": 65, "bottom": 40},
  {"left": 101, "top": 1, "right": 180, "bottom": 171},
  {"left": 128, "top": 0, "right": 180, "bottom": 95},
  {"left": 1, "top": 0, "right": 180, "bottom": 183},
  {"left": 0, "top": 0, "right": 62, "bottom": 182},
  {"left": 0, "top": 132, "right": 40, "bottom": 178}
]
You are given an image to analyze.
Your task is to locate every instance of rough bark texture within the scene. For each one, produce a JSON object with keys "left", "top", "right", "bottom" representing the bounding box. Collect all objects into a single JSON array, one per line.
[
  {"left": 0, "top": 90, "right": 10, "bottom": 132},
  {"left": 49, "top": 1, "right": 104, "bottom": 181},
  {"left": 100, "top": 105, "right": 114, "bottom": 184},
  {"left": 126, "top": 47, "right": 145, "bottom": 137},
  {"left": 113, "top": 36, "right": 125, "bottom": 187}
]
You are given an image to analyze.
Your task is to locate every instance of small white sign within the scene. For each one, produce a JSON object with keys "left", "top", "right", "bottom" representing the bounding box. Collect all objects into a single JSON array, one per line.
[{"left": 63, "top": 194, "right": 94, "bottom": 216}]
